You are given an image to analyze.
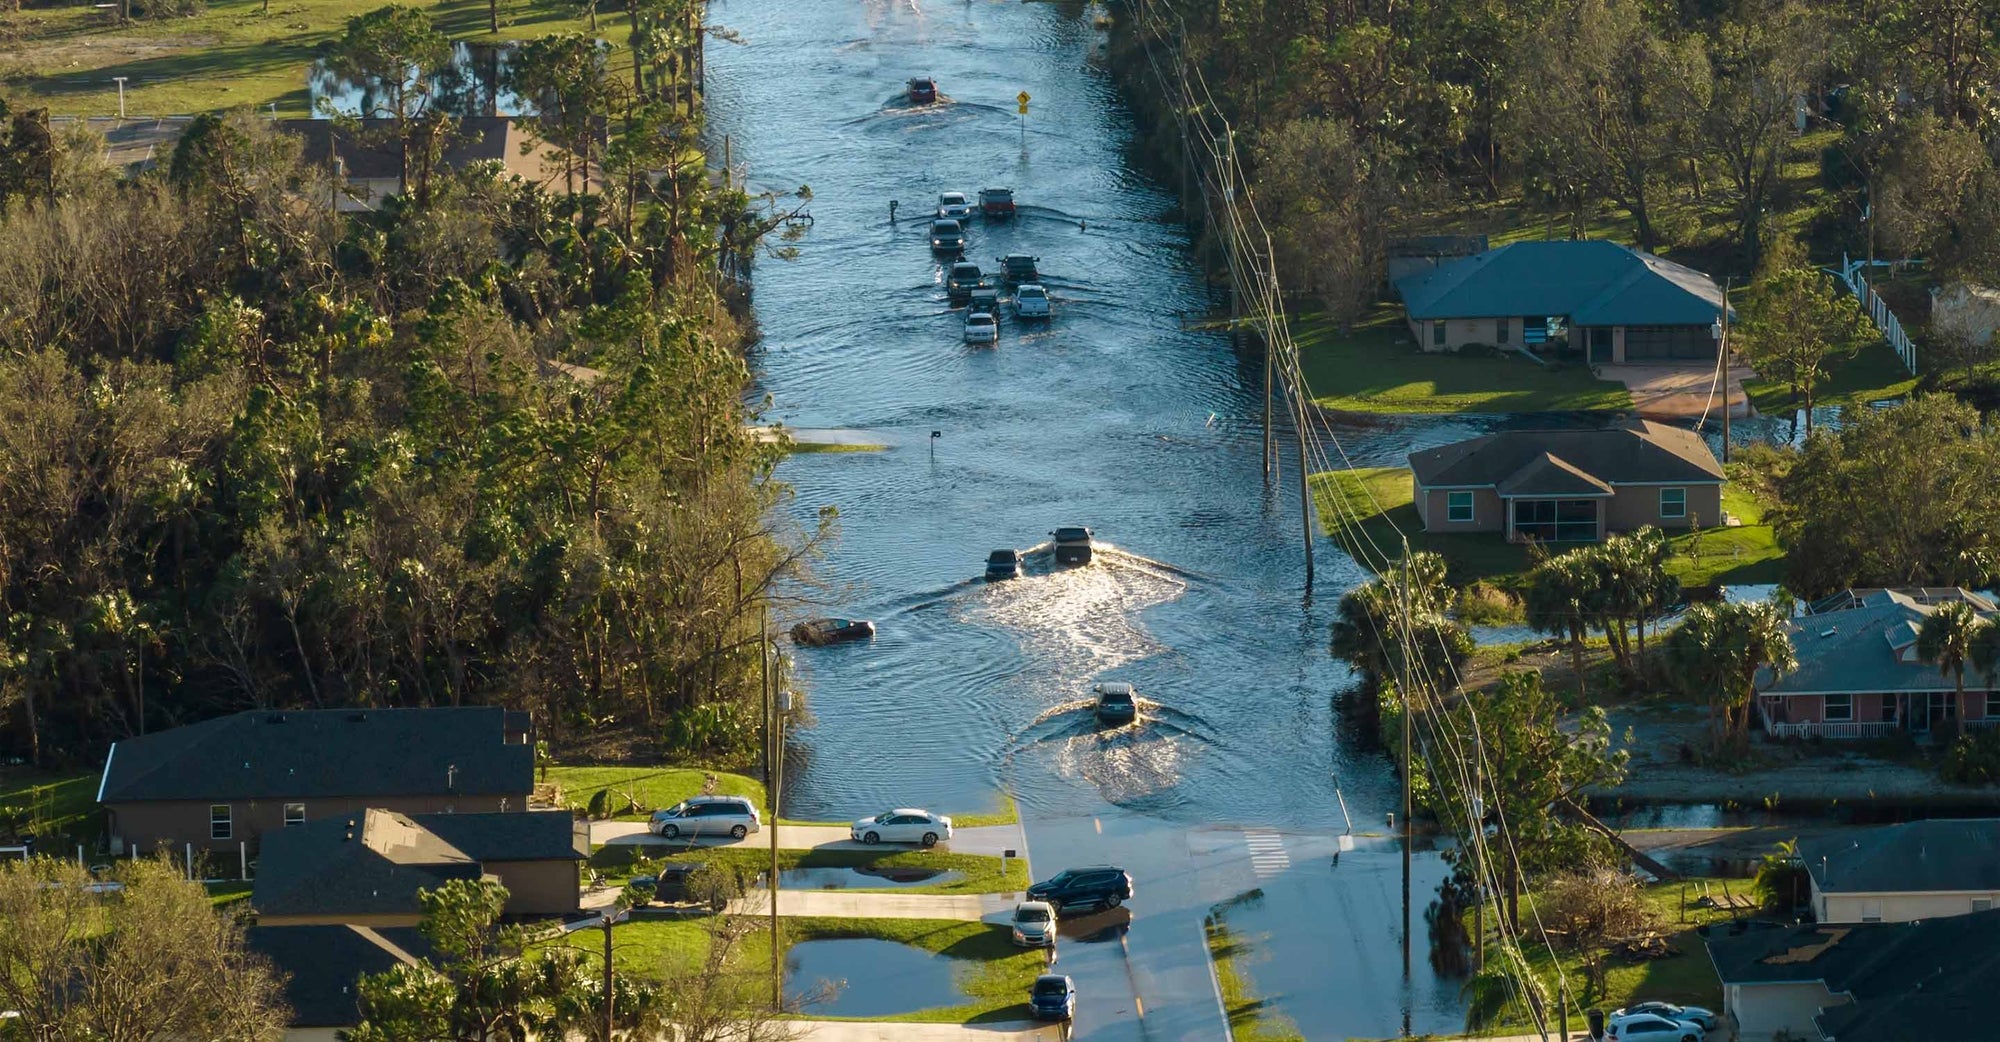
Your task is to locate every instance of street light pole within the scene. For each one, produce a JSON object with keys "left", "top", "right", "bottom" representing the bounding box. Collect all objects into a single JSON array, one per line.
[
  {"left": 112, "top": 77, "right": 128, "bottom": 120},
  {"left": 602, "top": 911, "right": 616, "bottom": 1042}
]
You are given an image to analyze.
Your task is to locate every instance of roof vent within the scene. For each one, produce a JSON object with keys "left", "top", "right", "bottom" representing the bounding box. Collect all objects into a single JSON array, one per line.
[
  {"left": 266, "top": 713, "right": 286, "bottom": 724},
  {"left": 1819, "top": 627, "right": 1837, "bottom": 639}
]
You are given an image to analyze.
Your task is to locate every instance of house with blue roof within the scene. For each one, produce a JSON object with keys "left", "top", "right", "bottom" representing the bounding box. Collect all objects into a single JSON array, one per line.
[
  {"left": 1394, "top": 239, "right": 1731, "bottom": 362},
  {"left": 1756, "top": 588, "right": 2000, "bottom": 739}
]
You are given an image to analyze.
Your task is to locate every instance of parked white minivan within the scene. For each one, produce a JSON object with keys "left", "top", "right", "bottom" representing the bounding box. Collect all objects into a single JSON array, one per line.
[{"left": 650, "top": 795, "right": 761, "bottom": 839}]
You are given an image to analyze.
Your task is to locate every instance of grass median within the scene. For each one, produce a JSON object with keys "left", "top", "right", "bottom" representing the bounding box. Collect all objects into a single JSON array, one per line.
[
  {"left": 589, "top": 843, "right": 1029, "bottom": 896},
  {"left": 1205, "top": 892, "right": 1304, "bottom": 1042}
]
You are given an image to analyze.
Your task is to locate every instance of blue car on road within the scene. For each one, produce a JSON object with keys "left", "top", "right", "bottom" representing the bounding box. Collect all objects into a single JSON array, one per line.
[{"left": 1029, "top": 974, "right": 1076, "bottom": 1020}]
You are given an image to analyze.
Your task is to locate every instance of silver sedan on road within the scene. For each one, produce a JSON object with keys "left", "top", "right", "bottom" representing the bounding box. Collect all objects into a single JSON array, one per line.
[{"left": 851, "top": 808, "right": 955, "bottom": 847}]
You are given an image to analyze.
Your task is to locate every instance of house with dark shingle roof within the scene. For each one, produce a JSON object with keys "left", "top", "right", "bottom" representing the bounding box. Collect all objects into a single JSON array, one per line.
[
  {"left": 253, "top": 807, "right": 585, "bottom": 925},
  {"left": 98, "top": 707, "right": 533, "bottom": 857},
  {"left": 1796, "top": 819, "right": 2000, "bottom": 924},
  {"left": 1755, "top": 589, "right": 2000, "bottom": 739},
  {"left": 1395, "top": 239, "right": 1730, "bottom": 360},
  {"left": 1704, "top": 908, "right": 2000, "bottom": 1040},
  {"left": 1406, "top": 421, "right": 1723, "bottom": 542},
  {"left": 244, "top": 924, "right": 431, "bottom": 1041}
]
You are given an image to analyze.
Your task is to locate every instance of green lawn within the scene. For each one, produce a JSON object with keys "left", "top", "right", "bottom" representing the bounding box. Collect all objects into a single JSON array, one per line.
[
  {"left": 1293, "top": 307, "right": 1635, "bottom": 415},
  {"left": 2, "top": 0, "right": 607, "bottom": 118},
  {"left": 545, "top": 765, "right": 769, "bottom": 822},
  {"left": 0, "top": 770, "right": 102, "bottom": 848},
  {"left": 546, "top": 765, "right": 1018, "bottom": 828},
  {"left": 1469, "top": 877, "right": 1739, "bottom": 1036},
  {"left": 790, "top": 442, "right": 890, "bottom": 454},
  {"left": 589, "top": 844, "right": 1030, "bottom": 896},
  {"left": 1312, "top": 467, "right": 1785, "bottom": 589},
  {"left": 1743, "top": 340, "right": 1921, "bottom": 414},
  {"left": 1205, "top": 893, "right": 1304, "bottom": 1042},
  {"left": 205, "top": 880, "right": 254, "bottom": 908}
]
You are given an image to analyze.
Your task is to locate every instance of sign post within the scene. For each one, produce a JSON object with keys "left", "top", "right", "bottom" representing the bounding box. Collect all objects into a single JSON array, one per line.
[{"left": 1016, "top": 91, "right": 1030, "bottom": 146}]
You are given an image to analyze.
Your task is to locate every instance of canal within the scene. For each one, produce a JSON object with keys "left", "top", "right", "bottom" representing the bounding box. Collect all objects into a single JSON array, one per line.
[{"left": 707, "top": 1, "right": 1468, "bottom": 1037}]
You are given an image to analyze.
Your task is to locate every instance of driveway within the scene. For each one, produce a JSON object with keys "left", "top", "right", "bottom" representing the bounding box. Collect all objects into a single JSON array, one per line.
[
  {"left": 590, "top": 821, "right": 1030, "bottom": 858},
  {"left": 1598, "top": 363, "right": 1755, "bottom": 420}
]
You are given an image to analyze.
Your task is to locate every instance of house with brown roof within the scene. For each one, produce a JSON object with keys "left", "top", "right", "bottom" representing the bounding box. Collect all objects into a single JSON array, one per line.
[
  {"left": 1755, "top": 588, "right": 2000, "bottom": 739},
  {"left": 277, "top": 116, "right": 589, "bottom": 212},
  {"left": 98, "top": 707, "right": 533, "bottom": 858},
  {"left": 252, "top": 807, "right": 585, "bottom": 926},
  {"left": 1407, "top": 421, "right": 1724, "bottom": 543}
]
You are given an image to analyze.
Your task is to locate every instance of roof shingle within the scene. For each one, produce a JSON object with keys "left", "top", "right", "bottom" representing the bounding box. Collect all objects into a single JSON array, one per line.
[
  {"left": 1408, "top": 421, "right": 1723, "bottom": 491},
  {"left": 1799, "top": 819, "right": 2000, "bottom": 895},
  {"left": 1395, "top": 239, "right": 1727, "bottom": 325}
]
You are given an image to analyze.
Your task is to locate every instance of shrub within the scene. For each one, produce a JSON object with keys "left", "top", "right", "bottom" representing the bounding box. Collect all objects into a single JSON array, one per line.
[
  {"left": 1456, "top": 581, "right": 1523, "bottom": 626},
  {"left": 1542, "top": 868, "right": 1655, "bottom": 952},
  {"left": 1941, "top": 728, "right": 2000, "bottom": 785}
]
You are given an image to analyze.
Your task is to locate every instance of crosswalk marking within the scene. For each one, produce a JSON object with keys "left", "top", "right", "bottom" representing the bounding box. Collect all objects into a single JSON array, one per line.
[{"left": 1244, "top": 830, "right": 1290, "bottom": 878}]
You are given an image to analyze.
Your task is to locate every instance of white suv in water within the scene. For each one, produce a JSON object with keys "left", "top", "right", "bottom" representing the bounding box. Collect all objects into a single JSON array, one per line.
[{"left": 1013, "top": 283, "right": 1050, "bottom": 319}]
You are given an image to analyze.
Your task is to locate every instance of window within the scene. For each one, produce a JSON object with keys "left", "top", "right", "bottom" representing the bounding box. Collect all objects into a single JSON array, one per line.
[
  {"left": 1974, "top": 898, "right": 1993, "bottom": 913},
  {"left": 1432, "top": 321, "right": 1446, "bottom": 347},
  {"left": 1496, "top": 319, "right": 1509, "bottom": 343},
  {"left": 1824, "top": 694, "right": 1853, "bottom": 722},
  {"left": 1882, "top": 698, "right": 1898, "bottom": 723},
  {"left": 1861, "top": 898, "right": 1883, "bottom": 923},
  {"left": 1659, "top": 487, "right": 1687, "bottom": 520},
  {"left": 1988, "top": 692, "right": 2000, "bottom": 719},
  {"left": 1447, "top": 491, "right": 1475, "bottom": 524},
  {"left": 283, "top": 803, "right": 306, "bottom": 828},
  {"left": 210, "top": 804, "right": 232, "bottom": 840}
]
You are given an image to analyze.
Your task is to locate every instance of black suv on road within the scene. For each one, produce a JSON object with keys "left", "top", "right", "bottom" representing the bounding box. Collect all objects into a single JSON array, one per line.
[{"left": 1026, "top": 866, "right": 1134, "bottom": 915}]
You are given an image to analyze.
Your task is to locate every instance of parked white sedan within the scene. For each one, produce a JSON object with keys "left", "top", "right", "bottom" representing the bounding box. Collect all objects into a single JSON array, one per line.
[{"left": 851, "top": 808, "right": 955, "bottom": 847}]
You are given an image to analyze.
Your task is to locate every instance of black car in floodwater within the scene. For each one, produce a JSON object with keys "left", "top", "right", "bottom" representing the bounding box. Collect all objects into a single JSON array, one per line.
[
  {"left": 1093, "top": 682, "right": 1137, "bottom": 725},
  {"left": 791, "top": 618, "right": 876, "bottom": 646},
  {"left": 1051, "top": 525, "right": 1093, "bottom": 564},
  {"left": 986, "top": 548, "right": 1022, "bottom": 580},
  {"left": 946, "top": 261, "right": 984, "bottom": 302},
  {"left": 1026, "top": 865, "right": 1133, "bottom": 915}
]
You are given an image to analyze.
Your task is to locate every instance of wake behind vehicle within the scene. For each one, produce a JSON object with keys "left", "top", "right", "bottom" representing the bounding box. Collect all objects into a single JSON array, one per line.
[
  {"left": 986, "top": 548, "right": 1022, "bottom": 580},
  {"left": 946, "top": 261, "right": 984, "bottom": 302},
  {"left": 1026, "top": 865, "right": 1133, "bottom": 915},
  {"left": 650, "top": 795, "right": 760, "bottom": 840},
  {"left": 1028, "top": 974, "right": 1076, "bottom": 1020},
  {"left": 997, "top": 253, "right": 1040, "bottom": 284},
  {"left": 979, "top": 187, "right": 1016, "bottom": 218},
  {"left": 1013, "top": 283, "right": 1050, "bottom": 319},
  {"left": 791, "top": 618, "right": 876, "bottom": 646},
  {"left": 1093, "top": 681, "right": 1137, "bottom": 724},
  {"left": 850, "top": 808, "right": 954, "bottom": 847},
  {"left": 937, "top": 192, "right": 973, "bottom": 220},
  {"left": 930, "top": 219, "right": 966, "bottom": 254},
  {"left": 1052, "top": 525, "right": 1093, "bottom": 564},
  {"left": 907, "top": 76, "right": 937, "bottom": 104}
]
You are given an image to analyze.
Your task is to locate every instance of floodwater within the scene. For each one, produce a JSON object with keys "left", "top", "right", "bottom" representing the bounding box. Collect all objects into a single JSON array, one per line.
[
  {"left": 785, "top": 938, "right": 963, "bottom": 1017},
  {"left": 308, "top": 42, "right": 533, "bottom": 118},
  {"left": 759, "top": 866, "right": 965, "bottom": 890}
]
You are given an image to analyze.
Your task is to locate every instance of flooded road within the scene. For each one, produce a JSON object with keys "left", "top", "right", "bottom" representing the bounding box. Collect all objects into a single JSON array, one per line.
[{"left": 706, "top": 1, "right": 1464, "bottom": 1036}]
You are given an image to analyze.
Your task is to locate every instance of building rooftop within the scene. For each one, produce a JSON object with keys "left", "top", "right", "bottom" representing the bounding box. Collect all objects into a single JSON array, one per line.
[
  {"left": 252, "top": 808, "right": 581, "bottom": 918},
  {"left": 1799, "top": 819, "right": 2000, "bottom": 896},
  {"left": 1408, "top": 421, "right": 1723, "bottom": 492},
  {"left": 1760, "top": 590, "right": 1998, "bottom": 697},
  {"left": 244, "top": 925, "right": 428, "bottom": 1027},
  {"left": 1395, "top": 239, "right": 1727, "bottom": 325},
  {"left": 98, "top": 707, "right": 532, "bottom": 804}
]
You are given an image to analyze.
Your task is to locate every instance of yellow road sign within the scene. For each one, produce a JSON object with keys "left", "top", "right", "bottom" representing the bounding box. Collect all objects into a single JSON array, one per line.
[{"left": 1016, "top": 90, "right": 1031, "bottom": 114}]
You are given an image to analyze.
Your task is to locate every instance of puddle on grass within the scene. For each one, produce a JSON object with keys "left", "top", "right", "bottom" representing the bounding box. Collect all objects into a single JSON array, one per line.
[
  {"left": 759, "top": 866, "right": 965, "bottom": 890},
  {"left": 785, "top": 938, "right": 963, "bottom": 1017}
]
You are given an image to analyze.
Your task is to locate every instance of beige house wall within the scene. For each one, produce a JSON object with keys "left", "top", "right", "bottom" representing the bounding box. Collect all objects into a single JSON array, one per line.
[
  {"left": 1416, "top": 488, "right": 1505, "bottom": 533},
  {"left": 485, "top": 858, "right": 582, "bottom": 915},
  {"left": 1406, "top": 316, "right": 1525, "bottom": 352},
  {"left": 1818, "top": 886, "right": 2000, "bottom": 924},
  {"left": 1602, "top": 484, "right": 1721, "bottom": 532},
  {"left": 1724, "top": 981, "right": 1846, "bottom": 1038},
  {"left": 107, "top": 793, "right": 526, "bottom": 859},
  {"left": 257, "top": 911, "right": 426, "bottom": 929}
]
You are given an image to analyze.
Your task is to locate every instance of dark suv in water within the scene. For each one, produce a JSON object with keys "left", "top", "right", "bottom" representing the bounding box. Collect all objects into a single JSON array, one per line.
[
  {"left": 1051, "top": 525, "right": 1093, "bottom": 564},
  {"left": 1026, "top": 866, "right": 1133, "bottom": 915}
]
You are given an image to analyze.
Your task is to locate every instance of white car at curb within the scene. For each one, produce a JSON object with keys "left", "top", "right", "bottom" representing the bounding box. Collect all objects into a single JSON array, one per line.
[{"left": 850, "top": 808, "right": 954, "bottom": 847}]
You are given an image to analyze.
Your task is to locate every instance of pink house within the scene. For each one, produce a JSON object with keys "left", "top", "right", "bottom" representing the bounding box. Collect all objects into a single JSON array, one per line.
[{"left": 1756, "top": 588, "right": 2000, "bottom": 739}]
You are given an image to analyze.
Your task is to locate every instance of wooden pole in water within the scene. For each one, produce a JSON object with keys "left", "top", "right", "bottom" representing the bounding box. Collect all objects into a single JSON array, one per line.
[
  {"left": 1294, "top": 376, "right": 1314, "bottom": 583},
  {"left": 1397, "top": 545, "right": 1412, "bottom": 976},
  {"left": 1263, "top": 320, "right": 1273, "bottom": 481}
]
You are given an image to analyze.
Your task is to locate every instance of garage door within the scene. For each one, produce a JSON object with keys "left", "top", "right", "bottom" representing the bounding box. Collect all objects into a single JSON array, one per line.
[{"left": 1623, "top": 325, "right": 1714, "bottom": 361}]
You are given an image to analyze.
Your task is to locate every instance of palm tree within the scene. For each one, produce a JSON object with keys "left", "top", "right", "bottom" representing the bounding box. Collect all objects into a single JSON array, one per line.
[
  {"left": 1666, "top": 601, "right": 1797, "bottom": 744},
  {"left": 1969, "top": 620, "right": 2000, "bottom": 703},
  {"left": 1526, "top": 555, "right": 1596, "bottom": 698},
  {"left": 1918, "top": 601, "right": 1990, "bottom": 726}
]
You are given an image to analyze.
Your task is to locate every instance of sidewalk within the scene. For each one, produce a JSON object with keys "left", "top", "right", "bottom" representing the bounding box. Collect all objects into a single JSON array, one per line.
[
  {"left": 591, "top": 821, "right": 1030, "bottom": 859},
  {"left": 728, "top": 889, "right": 1021, "bottom": 922},
  {"left": 794, "top": 1021, "right": 1055, "bottom": 1041}
]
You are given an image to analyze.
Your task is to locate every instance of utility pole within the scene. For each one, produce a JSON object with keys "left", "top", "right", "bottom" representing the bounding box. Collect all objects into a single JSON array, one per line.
[
  {"left": 600, "top": 908, "right": 620, "bottom": 1042},
  {"left": 1294, "top": 375, "right": 1315, "bottom": 583},
  {"left": 760, "top": 614, "right": 771, "bottom": 781},
  {"left": 764, "top": 631, "right": 783, "bottom": 1010},
  {"left": 1396, "top": 545, "right": 1413, "bottom": 976},
  {"left": 1472, "top": 737, "right": 1485, "bottom": 973},
  {"left": 1263, "top": 325, "right": 1274, "bottom": 481},
  {"left": 1720, "top": 276, "right": 1733, "bottom": 465}
]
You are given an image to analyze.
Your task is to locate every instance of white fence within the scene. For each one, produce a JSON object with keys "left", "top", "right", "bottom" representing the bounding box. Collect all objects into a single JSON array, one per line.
[
  {"left": 1835, "top": 256, "right": 1918, "bottom": 374},
  {"left": 1765, "top": 719, "right": 1902, "bottom": 740}
]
